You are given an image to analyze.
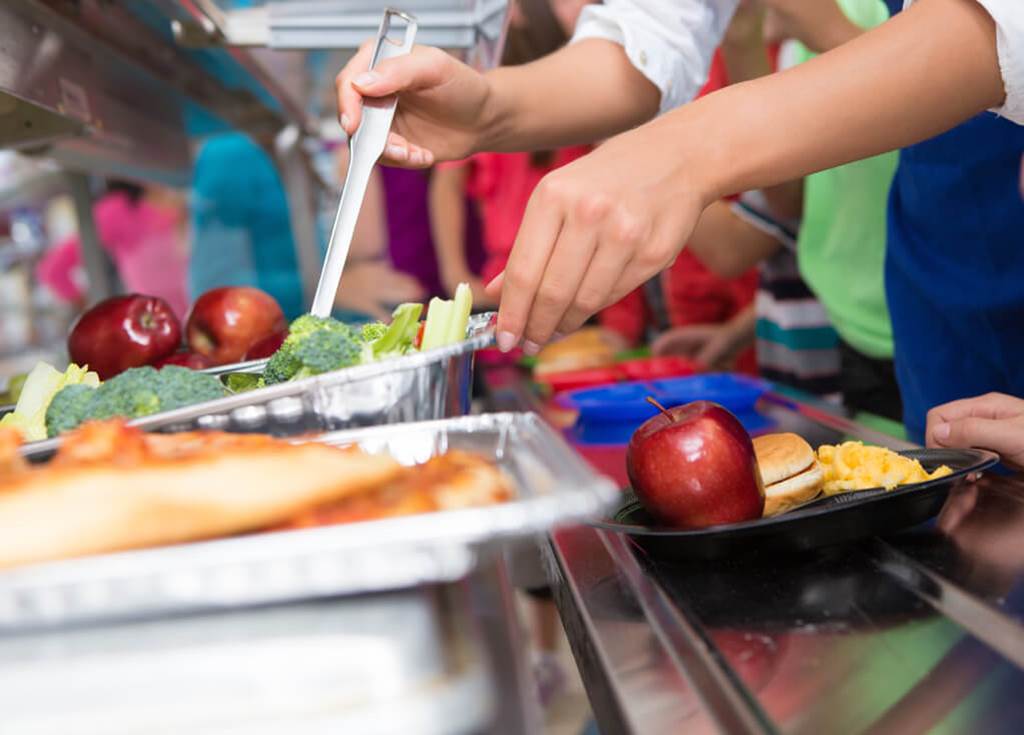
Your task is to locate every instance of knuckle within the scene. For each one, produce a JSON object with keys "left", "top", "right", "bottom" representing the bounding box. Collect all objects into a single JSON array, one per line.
[
  {"left": 608, "top": 208, "right": 647, "bottom": 246},
  {"left": 535, "top": 284, "right": 567, "bottom": 310},
  {"left": 536, "top": 174, "right": 569, "bottom": 204},
  {"left": 574, "top": 193, "right": 613, "bottom": 225},
  {"left": 574, "top": 289, "right": 603, "bottom": 315}
]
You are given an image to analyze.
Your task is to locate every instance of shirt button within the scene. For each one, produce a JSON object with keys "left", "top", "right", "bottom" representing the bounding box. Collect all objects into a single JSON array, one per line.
[{"left": 638, "top": 50, "right": 648, "bottom": 67}]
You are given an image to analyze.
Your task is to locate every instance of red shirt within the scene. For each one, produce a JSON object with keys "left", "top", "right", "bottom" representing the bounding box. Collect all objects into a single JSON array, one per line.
[{"left": 441, "top": 146, "right": 592, "bottom": 283}]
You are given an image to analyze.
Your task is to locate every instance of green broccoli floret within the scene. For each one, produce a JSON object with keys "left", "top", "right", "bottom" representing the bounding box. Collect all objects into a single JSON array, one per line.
[
  {"left": 88, "top": 366, "right": 162, "bottom": 420},
  {"left": 292, "top": 328, "right": 361, "bottom": 378},
  {"left": 360, "top": 322, "right": 387, "bottom": 343},
  {"left": 264, "top": 315, "right": 361, "bottom": 384},
  {"left": 264, "top": 342, "right": 300, "bottom": 385},
  {"left": 45, "top": 383, "right": 98, "bottom": 438},
  {"left": 44, "top": 365, "right": 229, "bottom": 437},
  {"left": 152, "top": 366, "right": 226, "bottom": 411}
]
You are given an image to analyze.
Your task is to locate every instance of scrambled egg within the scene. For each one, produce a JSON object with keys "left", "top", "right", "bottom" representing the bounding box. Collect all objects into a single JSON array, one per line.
[{"left": 816, "top": 442, "right": 952, "bottom": 495}]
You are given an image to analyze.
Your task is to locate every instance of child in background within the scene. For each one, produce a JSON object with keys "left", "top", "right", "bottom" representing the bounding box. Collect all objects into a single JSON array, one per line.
[{"left": 37, "top": 181, "right": 190, "bottom": 319}]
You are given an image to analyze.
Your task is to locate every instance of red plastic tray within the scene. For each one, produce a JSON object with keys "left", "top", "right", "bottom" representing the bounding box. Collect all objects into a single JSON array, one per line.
[{"left": 618, "top": 356, "right": 701, "bottom": 381}]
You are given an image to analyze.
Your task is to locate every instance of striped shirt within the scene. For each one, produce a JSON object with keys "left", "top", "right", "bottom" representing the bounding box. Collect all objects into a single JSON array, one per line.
[{"left": 733, "top": 194, "right": 841, "bottom": 401}]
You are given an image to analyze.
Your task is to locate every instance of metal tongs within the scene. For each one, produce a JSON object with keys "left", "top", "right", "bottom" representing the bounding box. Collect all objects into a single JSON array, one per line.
[{"left": 310, "top": 8, "right": 419, "bottom": 317}]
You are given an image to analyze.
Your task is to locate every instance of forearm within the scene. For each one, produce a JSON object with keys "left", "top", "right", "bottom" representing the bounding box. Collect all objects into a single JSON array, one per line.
[
  {"left": 428, "top": 168, "right": 471, "bottom": 285},
  {"left": 673, "top": 0, "right": 1003, "bottom": 204},
  {"left": 480, "top": 40, "right": 660, "bottom": 152}
]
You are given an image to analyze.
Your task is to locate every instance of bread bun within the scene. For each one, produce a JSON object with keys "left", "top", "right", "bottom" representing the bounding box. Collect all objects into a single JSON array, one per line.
[
  {"left": 534, "top": 328, "right": 618, "bottom": 376},
  {"left": 753, "top": 433, "right": 823, "bottom": 517}
]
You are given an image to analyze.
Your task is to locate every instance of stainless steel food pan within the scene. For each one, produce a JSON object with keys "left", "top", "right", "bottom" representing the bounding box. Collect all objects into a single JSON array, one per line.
[
  {"left": 0, "top": 412, "right": 619, "bottom": 630},
  {"left": 20, "top": 312, "right": 496, "bottom": 459},
  {"left": 0, "top": 585, "right": 495, "bottom": 735}
]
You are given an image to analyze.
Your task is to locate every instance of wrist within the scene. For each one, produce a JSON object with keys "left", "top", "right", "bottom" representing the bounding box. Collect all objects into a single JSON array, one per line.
[{"left": 477, "top": 71, "right": 508, "bottom": 153}]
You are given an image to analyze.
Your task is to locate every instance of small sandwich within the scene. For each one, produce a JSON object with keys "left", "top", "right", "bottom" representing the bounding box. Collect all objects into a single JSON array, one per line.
[
  {"left": 533, "top": 328, "right": 618, "bottom": 377},
  {"left": 752, "top": 433, "right": 824, "bottom": 517}
]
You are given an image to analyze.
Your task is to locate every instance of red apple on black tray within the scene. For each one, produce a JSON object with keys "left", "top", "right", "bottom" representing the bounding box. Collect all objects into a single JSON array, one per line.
[
  {"left": 68, "top": 294, "right": 182, "bottom": 379},
  {"left": 186, "top": 287, "right": 286, "bottom": 366},
  {"left": 626, "top": 399, "right": 764, "bottom": 529},
  {"left": 244, "top": 329, "right": 287, "bottom": 360},
  {"left": 153, "top": 350, "right": 214, "bottom": 370}
]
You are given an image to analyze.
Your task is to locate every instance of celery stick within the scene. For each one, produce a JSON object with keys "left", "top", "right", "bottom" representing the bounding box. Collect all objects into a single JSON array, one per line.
[
  {"left": 447, "top": 282, "right": 473, "bottom": 345},
  {"left": 419, "top": 297, "right": 452, "bottom": 352}
]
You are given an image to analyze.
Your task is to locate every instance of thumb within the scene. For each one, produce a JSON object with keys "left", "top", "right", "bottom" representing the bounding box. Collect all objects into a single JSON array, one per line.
[
  {"left": 352, "top": 46, "right": 447, "bottom": 97},
  {"left": 932, "top": 416, "right": 1019, "bottom": 458}
]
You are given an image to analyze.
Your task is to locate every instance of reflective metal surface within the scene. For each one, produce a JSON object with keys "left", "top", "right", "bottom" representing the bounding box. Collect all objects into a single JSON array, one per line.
[
  {"left": 0, "top": 412, "right": 617, "bottom": 630},
  {"left": 0, "top": 584, "right": 495, "bottom": 735},
  {"left": 482, "top": 368, "right": 1024, "bottom": 734}
]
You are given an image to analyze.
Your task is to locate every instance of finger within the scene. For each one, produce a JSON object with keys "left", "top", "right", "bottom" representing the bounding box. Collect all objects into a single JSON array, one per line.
[
  {"left": 520, "top": 218, "right": 599, "bottom": 355},
  {"left": 495, "top": 184, "right": 566, "bottom": 352},
  {"left": 485, "top": 271, "right": 503, "bottom": 296},
  {"left": 555, "top": 239, "right": 636, "bottom": 337},
  {"left": 931, "top": 415, "right": 1017, "bottom": 458},
  {"left": 351, "top": 46, "right": 451, "bottom": 97},
  {"left": 335, "top": 40, "right": 376, "bottom": 134},
  {"left": 937, "top": 485, "right": 979, "bottom": 534},
  {"left": 696, "top": 337, "right": 730, "bottom": 368},
  {"left": 651, "top": 330, "right": 704, "bottom": 357},
  {"left": 381, "top": 132, "right": 435, "bottom": 168},
  {"left": 927, "top": 393, "right": 1023, "bottom": 434}
]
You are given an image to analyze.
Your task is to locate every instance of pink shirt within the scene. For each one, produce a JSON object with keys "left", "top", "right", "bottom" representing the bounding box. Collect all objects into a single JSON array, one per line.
[{"left": 37, "top": 193, "right": 189, "bottom": 318}]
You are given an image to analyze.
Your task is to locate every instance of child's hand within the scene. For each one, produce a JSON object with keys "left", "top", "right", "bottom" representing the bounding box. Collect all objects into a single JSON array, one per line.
[
  {"left": 335, "top": 259, "right": 426, "bottom": 321},
  {"left": 927, "top": 393, "right": 1024, "bottom": 469},
  {"left": 651, "top": 323, "right": 748, "bottom": 371}
]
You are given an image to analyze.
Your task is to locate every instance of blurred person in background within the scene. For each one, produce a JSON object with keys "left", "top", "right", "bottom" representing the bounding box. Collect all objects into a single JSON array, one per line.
[
  {"left": 189, "top": 132, "right": 307, "bottom": 320},
  {"left": 37, "top": 180, "right": 190, "bottom": 318}
]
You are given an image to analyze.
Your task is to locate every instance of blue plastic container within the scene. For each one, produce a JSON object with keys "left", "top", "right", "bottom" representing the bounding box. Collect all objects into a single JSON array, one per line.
[{"left": 559, "top": 373, "right": 773, "bottom": 445}]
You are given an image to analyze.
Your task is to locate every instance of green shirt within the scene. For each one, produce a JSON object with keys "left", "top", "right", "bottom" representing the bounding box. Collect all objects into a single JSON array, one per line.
[{"left": 787, "top": 0, "right": 897, "bottom": 359}]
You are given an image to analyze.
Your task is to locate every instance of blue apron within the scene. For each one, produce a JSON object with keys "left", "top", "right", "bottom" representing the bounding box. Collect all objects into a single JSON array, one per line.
[{"left": 885, "top": 112, "right": 1024, "bottom": 442}]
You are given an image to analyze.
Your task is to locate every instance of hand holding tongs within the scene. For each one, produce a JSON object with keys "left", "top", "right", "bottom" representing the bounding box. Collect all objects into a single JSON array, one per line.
[{"left": 310, "top": 8, "right": 418, "bottom": 318}]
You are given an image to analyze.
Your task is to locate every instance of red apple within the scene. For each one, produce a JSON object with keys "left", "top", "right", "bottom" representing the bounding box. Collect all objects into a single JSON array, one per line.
[
  {"left": 244, "top": 330, "right": 287, "bottom": 360},
  {"left": 68, "top": 294, "right": 181, "bottom": 379},
  {"left": 626, "top": 400, "right": 764, "bottom": 528},
  {"left": 185, "top": 287, "right": 286, "bottom": 366},
  {"left": 153, "top": 351, "right": 214, "bottom": 370}
]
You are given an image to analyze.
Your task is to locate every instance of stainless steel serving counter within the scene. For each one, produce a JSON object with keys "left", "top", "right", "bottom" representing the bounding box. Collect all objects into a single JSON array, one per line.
[{"left": 482, "top": 365, "right": 1024, "bottom": 734}]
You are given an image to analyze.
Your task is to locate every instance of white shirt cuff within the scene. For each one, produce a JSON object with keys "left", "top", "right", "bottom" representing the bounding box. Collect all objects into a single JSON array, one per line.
[
  {"left": 571, "top": 1, "right": 738, "bottom": 115},
  {"left": 975, "top": 0, "right": 1024, "bottom": 124}
]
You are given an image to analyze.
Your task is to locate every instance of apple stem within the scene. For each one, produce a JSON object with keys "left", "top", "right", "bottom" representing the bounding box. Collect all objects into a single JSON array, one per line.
[{"left": 647, "top": 396, "right": 673, "bottom": 420}]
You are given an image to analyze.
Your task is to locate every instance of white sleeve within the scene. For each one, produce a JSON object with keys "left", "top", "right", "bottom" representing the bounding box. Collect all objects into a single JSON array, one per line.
[
  {"left": 975, "top": 1, "right": 1024, "bottom": 124},
  {"left": 904, "top": 0, "right": 1024, "bottom": 124},
  {"left": 570, "top": 0, "right": 740, "bottom": 115}
]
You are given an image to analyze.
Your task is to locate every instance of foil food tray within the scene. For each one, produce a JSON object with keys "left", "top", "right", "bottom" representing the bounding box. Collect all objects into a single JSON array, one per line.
[
  {"left": 19, "top": 313, "right": 495, "bottom": 460},
  {"left": 0, "top": 412, "right": 619, "bottom": 631}
]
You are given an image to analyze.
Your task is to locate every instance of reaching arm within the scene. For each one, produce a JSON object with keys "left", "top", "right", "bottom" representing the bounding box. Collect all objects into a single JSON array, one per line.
[
  {"left": 489, "top": 0, "right": 1008, "bottom": 353},
  {"left": 335, "top": 0, "right": 739, "bottom": 166}
]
